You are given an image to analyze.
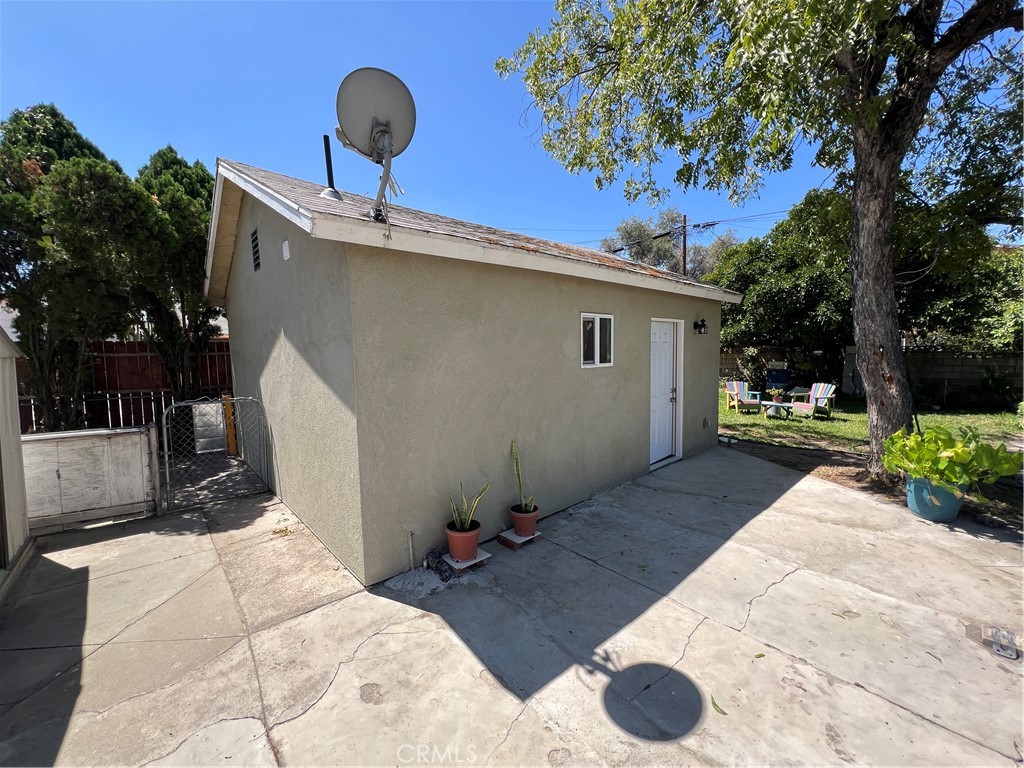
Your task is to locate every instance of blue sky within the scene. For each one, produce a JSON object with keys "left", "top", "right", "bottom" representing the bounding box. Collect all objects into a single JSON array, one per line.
[{"left": 1, "top": 1, "right": 834, "bottom": 248}]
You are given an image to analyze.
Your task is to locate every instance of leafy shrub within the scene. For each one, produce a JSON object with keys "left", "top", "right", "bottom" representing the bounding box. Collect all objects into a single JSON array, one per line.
[{"left": 882, "top": 426, "right": 1022, "bottom": 499}]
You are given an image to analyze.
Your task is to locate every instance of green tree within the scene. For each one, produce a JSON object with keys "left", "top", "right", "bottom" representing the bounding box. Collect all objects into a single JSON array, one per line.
[
  {"left": 600, "top": 208, "right": 738, "bottom": 279},
  {"left": 686, "top": 231, "right": 739, "bottom": 282},
  {"left": 707, "top": 189, "right": 853, "bottom": 379},
  {"left": 134, "top": 147, "right": 220, "bottom": 402},
  {"left": 600, "top": 207, "right": 682, "bottom": 271},
  {"left": 0, "top": 105, "right": 134, "bottom": 430},
  {"left": 1, "top": 106, "right": 222, "bottom": 432},
  {"left": 498, "top": 0, "right": 1022, "bottom": 472},
  {"left": 709, "top": 185, "right": 1014, "bottom": 378}
]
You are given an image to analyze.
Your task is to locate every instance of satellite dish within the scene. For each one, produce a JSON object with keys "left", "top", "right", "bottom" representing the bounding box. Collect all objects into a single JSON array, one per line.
[{"left": 334, "top": 68, "right": 416, "bottom": 221}]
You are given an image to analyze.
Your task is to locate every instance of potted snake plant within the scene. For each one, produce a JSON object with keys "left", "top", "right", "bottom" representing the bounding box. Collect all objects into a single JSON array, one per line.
[
  {"left": 447, "top": 481, "right": 490, "bottom": 561},
  {"left": 509, "top": 441, "right": 539, "bottom": 536}
]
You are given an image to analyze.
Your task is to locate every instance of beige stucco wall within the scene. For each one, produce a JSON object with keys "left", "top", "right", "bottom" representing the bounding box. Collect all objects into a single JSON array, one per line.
[
  {"left": 224, "top": 195, "right": 366, "bottom": 580},
  {"left": 0, "top": 353, "right": 29, "bottom": 564},
  {"left": 346, "top": 244, "right": 723, "bottom": 585}
]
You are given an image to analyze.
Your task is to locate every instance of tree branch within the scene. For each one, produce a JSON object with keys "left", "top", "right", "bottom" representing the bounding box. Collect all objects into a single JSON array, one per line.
[{"left": 930, "top": 0, "right": 1023, "bottom": 75}]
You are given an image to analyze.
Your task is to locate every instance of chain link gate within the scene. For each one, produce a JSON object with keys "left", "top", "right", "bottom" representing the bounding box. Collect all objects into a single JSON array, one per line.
[{"left": 162, "top": 397, "right": 268, "bottom": 511}]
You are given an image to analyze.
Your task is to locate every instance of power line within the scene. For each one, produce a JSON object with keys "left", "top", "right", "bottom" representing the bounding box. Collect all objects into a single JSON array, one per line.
[{"left": 574, "top": 208, "right": 792, "bottom": 249}]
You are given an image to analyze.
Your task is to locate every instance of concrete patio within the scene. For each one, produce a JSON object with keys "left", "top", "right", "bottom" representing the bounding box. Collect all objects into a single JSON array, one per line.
[{"left": 1, "top": 448, "right": 1020, "bottom": 765}]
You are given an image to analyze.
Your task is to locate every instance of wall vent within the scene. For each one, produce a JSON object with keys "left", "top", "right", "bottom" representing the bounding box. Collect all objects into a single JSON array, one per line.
[{"left": 250, "top": 229, "right": 261, "bottom": 272}]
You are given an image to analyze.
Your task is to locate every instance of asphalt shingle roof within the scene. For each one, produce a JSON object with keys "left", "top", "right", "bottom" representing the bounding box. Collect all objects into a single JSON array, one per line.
[{"left": 223, "top": 160, "right": 740, "bottom": 298}]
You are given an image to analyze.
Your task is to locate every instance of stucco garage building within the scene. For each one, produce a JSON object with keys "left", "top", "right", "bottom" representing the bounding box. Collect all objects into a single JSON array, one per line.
[{"left": 206, "top": 160, "right": 742, "bottom": 585}]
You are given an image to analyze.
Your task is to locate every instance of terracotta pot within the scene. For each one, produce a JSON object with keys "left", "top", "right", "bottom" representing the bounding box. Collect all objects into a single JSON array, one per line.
[
  {"left": 509, "top": 504, "right": 539, "bottom": 537},
  {"left": 772, "top": 396, "right": 783, "bottom": 403},
  {"left": 446, "top": 520, "right": 481, "bottom": 562}
]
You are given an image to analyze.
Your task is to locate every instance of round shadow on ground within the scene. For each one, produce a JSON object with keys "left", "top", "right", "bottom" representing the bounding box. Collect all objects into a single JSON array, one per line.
[{"left": 601, "top": 663, "right": 703, "bottom": 741}]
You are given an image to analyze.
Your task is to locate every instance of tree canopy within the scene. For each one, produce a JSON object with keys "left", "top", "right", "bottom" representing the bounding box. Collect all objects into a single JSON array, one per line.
[
  {"left": 0, "top": 104, "right": 220, "bottom": 430},
  {"left": 707, "top": 186, "right": 1017, "bottom": 385},
  {"left": 600, "top": 208, "right": 682, "bottom": 271}
]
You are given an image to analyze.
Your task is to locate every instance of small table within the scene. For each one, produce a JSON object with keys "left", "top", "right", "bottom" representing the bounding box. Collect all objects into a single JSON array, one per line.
[{"left": 760, "top": 401, "right": 794, "bottom": 420}]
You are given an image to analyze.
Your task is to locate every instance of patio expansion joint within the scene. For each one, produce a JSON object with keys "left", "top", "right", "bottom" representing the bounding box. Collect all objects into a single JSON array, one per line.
[
  {"left": 544, "top": 531, "right": 687, "bottom": 600},
  {"left": 245, "top": 634, "right": 282, "bottom": 767},
  {"left": 0, "top": 643, "right": 106, "bottom": 710},
  {"left": 849, "top": 678, "right": 1018, "bottom": 762},
  {"left": 107, "top": 564, "right": 221, "bottom": 644},
  {"left": 13, "top": 546, "right": 217, "bottom": 601},
  {"left": 201, "top": 513, "right": 281, "bottom": 765},
  {"left": 739, "top": 566, "right": 802, "bottom": 632}
]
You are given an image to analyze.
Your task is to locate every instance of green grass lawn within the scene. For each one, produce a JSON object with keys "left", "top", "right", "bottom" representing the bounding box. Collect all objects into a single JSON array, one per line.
[{"left": 718, "top": 390, "right": 1021, "bottom": 453}]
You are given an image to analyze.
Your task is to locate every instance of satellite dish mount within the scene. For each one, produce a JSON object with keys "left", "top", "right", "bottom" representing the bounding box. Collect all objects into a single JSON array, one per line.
[{"left": 334, "top": 68, "right": 416, "bottom": 222}]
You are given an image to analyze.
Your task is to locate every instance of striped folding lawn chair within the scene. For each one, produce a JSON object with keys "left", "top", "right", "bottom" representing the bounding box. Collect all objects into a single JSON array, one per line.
[
  {"left": 790, "top": 382, "right": 837, "bottom": 419},
  {"left": 724, "top": 380, "right": 762, "bottom": 414}
]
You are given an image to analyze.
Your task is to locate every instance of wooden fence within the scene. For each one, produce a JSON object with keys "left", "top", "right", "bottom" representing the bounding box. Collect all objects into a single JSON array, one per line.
[{"left": 18, "top": 339, "right": 232, "bottom": 433}]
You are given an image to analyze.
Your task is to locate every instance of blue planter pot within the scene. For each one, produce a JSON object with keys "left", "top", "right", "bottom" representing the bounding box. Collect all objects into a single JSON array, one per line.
[{"left": 905, "top": 476, "right": 965, "bottom": 522}]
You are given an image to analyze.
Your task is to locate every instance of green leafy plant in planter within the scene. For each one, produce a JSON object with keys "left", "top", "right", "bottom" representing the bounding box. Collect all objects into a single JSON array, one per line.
[
  {"left": 882, "top": 426, "right": 1022, "bottom": 521},
  {"left": 766, "top": 388, "right": 785, "bottom": 402},
  {"left": 510, "top": 440, "right": 539, "bottom": 536},
  {"left": 446, "top": 481, "right": 490, "bottom": 562}
]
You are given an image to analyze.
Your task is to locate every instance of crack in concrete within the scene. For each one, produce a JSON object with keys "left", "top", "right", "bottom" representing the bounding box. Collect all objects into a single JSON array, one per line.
[
  {"left": 628, "top": 616, "right": 706, "bottom": 705},
  {"left": 486, "top": 700, "right": 532, "bottom": 762},
  {"left": 138, "top": 716, "right": 267, "bottom": 767},
  {"left": 740, "top": 567, "right": 801, "bottom": 632},
  {"left": 266, "top": 616, "right": 419, "bottom": 729},
  {"left": 68, "top": 638, "right": 248, "bottom": 718},
  {"left": 742, "top": 634, "right": 1017, "bottom": 763}
]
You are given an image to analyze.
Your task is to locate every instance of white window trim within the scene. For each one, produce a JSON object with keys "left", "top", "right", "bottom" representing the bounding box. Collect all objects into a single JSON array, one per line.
[{"left": 581, "top": 312, "right": 614, "bottom": 368}]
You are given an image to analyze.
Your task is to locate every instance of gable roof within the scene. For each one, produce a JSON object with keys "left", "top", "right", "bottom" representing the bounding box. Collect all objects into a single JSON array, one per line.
[{"left": 205, "top": 159, "right": 743, "bottom": 306}]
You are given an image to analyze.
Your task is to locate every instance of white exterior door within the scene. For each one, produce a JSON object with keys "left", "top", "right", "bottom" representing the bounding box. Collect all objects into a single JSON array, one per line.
[{"left": 650, "top": 321, "right": 676, "bottom": 463}]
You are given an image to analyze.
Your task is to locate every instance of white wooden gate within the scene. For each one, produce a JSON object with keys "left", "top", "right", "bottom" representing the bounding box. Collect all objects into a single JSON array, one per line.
[{"left": 22, "top": 425, "right": 160, "bottom": 532}]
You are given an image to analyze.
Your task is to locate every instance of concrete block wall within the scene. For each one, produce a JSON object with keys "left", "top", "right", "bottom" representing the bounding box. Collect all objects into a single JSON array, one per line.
[{"left": 840, "top": 346, "right": 1022, "bottom": 402}]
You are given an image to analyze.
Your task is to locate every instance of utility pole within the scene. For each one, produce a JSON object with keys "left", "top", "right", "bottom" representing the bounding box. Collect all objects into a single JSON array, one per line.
[{"left": 680, "top": 214, "right": 688, "bottom": 275}]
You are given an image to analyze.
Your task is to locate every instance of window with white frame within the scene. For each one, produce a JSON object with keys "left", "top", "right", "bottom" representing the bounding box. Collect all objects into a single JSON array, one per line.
[{"left": 581, "top": 313, "right": 613, "bottom": 367}]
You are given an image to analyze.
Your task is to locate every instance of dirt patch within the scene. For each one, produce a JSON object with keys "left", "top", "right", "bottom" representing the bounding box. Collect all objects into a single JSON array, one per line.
[{"left": 719, "top": 430, "right": 1023, "bottom": 530}]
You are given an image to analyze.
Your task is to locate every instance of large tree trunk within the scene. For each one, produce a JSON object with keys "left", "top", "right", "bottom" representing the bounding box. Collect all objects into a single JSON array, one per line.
[{"left": 850, "top": 130, "right": 915, "bottom": 474}]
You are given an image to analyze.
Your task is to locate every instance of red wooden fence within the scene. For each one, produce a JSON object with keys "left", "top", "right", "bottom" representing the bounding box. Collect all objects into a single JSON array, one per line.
[{"left": 18, "top": 338, "right": 233, "bottom": 433}]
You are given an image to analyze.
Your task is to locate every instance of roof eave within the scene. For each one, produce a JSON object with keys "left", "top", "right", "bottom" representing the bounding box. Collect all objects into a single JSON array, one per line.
[
  {"left": 308, "top": 211, "right": 743, "bottom": 303},
  {"left": 205, "top": 159, "right": 317, "bottom": 305},
  {"left": 209, "top": 160, "right": 743, "bottom": 305}
]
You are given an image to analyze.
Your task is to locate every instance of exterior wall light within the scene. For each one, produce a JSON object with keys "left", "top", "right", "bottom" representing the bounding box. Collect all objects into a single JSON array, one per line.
[{"left": 693, "top": 319, "right": 709, "bottom": 335}]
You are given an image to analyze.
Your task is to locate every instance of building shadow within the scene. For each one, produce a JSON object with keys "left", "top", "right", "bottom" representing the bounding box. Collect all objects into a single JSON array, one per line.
[
  {"left": 374, "top": 452, "right": 798, "bottom": 742},
  {"left": 0, "top": 557, "right": 86, "bottom": 766}
]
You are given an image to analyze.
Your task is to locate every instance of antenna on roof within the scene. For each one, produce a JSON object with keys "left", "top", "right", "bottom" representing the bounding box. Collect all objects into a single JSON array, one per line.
[
  {"left": 319, "top": 134, "right": 343, "bottom": 200},
  {"left": 333, "top": 67, "right": 416, "bottom": 222}
]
